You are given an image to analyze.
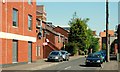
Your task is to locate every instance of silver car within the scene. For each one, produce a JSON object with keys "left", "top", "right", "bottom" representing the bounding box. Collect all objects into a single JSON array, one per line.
[
  {"left": 60, "top": 51, "right": 70, "bottom": 61},
  {"left": 47, "top": 51, "right": 63, "bottom": 62}
]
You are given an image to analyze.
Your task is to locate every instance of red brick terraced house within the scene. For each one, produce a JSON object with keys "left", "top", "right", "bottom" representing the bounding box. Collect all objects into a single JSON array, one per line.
[
  {"left": 36, "top": 5, "right": 46, "bottom": 59},
  {"left": 0, "top": 2, "right": 69, "bottom": 67},
  {"left": 36, "top": 19, "right": 69, "bottom": 58},
  {"left": 36, "top": 5, "right": 69, "bottom": 58},
  {"left": 53, "top": 26, "right": 69, "bottom": 43},
  {"left": 43, "top": 22, "right": 66, "bottom": 58},
  {"left": 0, "top": 1, "right": 37, "bottom": 67}
]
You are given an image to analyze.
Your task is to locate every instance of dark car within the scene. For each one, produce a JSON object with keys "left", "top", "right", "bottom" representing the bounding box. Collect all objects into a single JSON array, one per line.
[
  {"left": 60, "top": 50, "right": 70, "bottom": 61},
  {"left": 47, "top": 51, "right": 63, "bottom": 62},
  {"left": 85, "top": 53, "right": 104, "bottom": 67}
]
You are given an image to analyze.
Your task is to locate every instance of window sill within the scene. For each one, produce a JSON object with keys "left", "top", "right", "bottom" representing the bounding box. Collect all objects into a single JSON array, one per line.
[
  {"left": 28, "top": 29, "right": 32, "bottom": 31},
  {"left": 12, "top": 26, "right": 18, "bottom": 28}
]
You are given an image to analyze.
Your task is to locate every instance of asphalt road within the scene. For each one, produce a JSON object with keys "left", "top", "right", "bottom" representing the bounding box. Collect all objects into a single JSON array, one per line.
[
  {"left": 40, "top": 57, "right": 102, "bottom": 70},
  {"left": 2, "top": 56, "right": 118, "bottom": 72}
]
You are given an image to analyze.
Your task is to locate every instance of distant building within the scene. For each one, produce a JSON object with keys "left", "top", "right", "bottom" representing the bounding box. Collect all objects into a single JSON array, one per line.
[
  {"left": 99, "top": 30, "right": 115, "bottom": 37},
  {"left": 62, "top": 27, "right": 70, "bottom": 32},
  {"left": 99, "top": 30, "right": 117, "bottom": 54},
  {"left": 42, "top": 22, "right": 68, "bottom": 58}
]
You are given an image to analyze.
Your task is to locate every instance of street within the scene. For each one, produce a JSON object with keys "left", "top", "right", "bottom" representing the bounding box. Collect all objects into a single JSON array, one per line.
[
  {"left": 2, "top": 56, "right": 118, "bottom": 72},
  {"left": 40, "top": 57, "right": 100, "bottom": 70},
  {"left": 39, "top": 57, "right": 118, "bottom": 71}
]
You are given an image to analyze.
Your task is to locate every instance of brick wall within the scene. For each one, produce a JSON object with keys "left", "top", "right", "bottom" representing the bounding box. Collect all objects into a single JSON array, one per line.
[
  {"left": 1, "top": 1, "right": 37, "bottom": 65},
  {"left": 54, "top": 26, "right": 68, "bottom": 38}
]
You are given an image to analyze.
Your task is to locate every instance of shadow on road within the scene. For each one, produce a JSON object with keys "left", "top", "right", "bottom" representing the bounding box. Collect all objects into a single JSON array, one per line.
[
  {"left": 44, "top": 60, "right": 61, "bottom": 63},
  {"left": 79, "top": 64, "right": 100, "bottom": 67}
]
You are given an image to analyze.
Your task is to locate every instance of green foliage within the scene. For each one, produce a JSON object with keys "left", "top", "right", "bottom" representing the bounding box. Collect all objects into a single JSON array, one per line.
[
  {"left": 68, "top": 18, "right": 89, "bottom": 50},
  {"left": 89, "top": 37, "right": 100, "bottom": 52},
  {"left": 65, "top": 42, "right": 78, "bottom": 56},
  {"left": 102, "top": 43, "right": 106, "bottom": 50},
  {"left": 68, "top": 12, "right": 100, "bottom": 54}
]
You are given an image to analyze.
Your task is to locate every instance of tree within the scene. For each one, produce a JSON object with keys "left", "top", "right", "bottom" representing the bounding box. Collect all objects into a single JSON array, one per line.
[
  {"left": 68, "top": 12, "right": 90, "bottom": 52},
  {"left": 89, "top": 37, "right": 100, "bottom": 53},
  {"left": 86, "top": 28, "right": 100, "bottom": 53},
  {"left": 68, "top": 12, "right": 100, "bottom": 54}
]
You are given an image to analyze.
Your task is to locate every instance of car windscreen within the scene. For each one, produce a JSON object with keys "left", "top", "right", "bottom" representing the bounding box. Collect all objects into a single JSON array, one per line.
[
  {"left": 50, "top": 52, "right": 59, "bottom": 55},
  {"left": 61, "top": 52, "right": 66, "bottom": 55},
  {"left": 87, "top": 54, "right": 101, "bottom": 58}
]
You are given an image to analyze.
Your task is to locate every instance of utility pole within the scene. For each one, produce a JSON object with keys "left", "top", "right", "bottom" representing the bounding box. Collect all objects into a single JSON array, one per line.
[{"left": 106, "top": 0, "right": 110, "bottom": 62}]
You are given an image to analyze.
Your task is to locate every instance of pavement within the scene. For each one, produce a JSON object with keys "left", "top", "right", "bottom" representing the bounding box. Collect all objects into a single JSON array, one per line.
[
  {"left": 100, "top": 60, "right": 118, "bottom": 70},
  {"left": 2, "top": 55, "right": 84, "bottom": 70}
]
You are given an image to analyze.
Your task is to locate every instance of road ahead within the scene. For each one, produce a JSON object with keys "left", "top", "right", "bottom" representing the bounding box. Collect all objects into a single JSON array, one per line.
[
  {"left": 2, "top": 56, "right": 118, "bottom": 72},
  {"left": 40, "top": 57, "right": 102, "bottom": 70}
]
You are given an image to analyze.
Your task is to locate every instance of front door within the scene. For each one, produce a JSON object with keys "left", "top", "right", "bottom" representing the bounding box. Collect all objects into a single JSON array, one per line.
[
  {"left": 12, "top": 40, "right": 18, "bottom": 63},
  {"left": 28, "top": 42, "right": 32, "bottom": 63}
]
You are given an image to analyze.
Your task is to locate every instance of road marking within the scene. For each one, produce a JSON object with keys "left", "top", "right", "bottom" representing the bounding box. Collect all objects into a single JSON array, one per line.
[
  {"left": 56, "top": 70, "right": 61, "bottom": 72},
  {"left": 64, "top": 66, "right": 71, "bottom": 70}
]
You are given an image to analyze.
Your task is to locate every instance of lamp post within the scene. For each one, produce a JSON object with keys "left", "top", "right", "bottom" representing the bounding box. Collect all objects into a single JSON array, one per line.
[{"left": 106, "top": 0, "right": 110, "bottom": 62}]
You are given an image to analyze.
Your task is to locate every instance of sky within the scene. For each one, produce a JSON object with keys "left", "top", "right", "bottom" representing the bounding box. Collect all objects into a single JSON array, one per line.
[{"left": 36, "top": 2, "right": 118, "bottom": 35}]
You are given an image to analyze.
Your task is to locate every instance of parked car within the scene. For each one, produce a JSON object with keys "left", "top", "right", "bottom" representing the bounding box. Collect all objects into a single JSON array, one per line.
[
  {"left": 85, "top": 53, "right": 104, "bottom": 67},
  {"left": 60, "top": 50, "right": 70, "bottom": 61},
  {"left": 47, "top": 51, "right": 63, "bottom": 62}
]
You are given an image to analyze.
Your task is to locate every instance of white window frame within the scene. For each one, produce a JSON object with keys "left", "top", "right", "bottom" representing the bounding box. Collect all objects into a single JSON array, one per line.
[
  {"left": 36, "top": 46, "right": 40, "bottom": 56},
  {"left": 28, "top": 15, "right": 32, "bottom": 30},
  {"left": 13, "top": 8, "right": 18, "bottom": 27},
  {"left": 38, "top": 47, "right": 40, "bottom": 56}
]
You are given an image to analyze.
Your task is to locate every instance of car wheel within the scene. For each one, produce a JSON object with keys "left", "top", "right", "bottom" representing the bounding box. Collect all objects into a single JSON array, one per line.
[
  {"left": 60, "top": 59, "right": 63, "bottom": 62},
  {"left": 86, "top": 63, "right": 89, "bottom": 66},
  {"left": 103, "top": 59, "right": 105, "bottom": 62},
  {"left": 67, "top": 58, "right": 69, "bottom": 61},
  {"left": 47, "top": 59, "right": 50, "bottom": 62},
  {"left": 66, "top": 57, "right": 69, "bottom": 61}
]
